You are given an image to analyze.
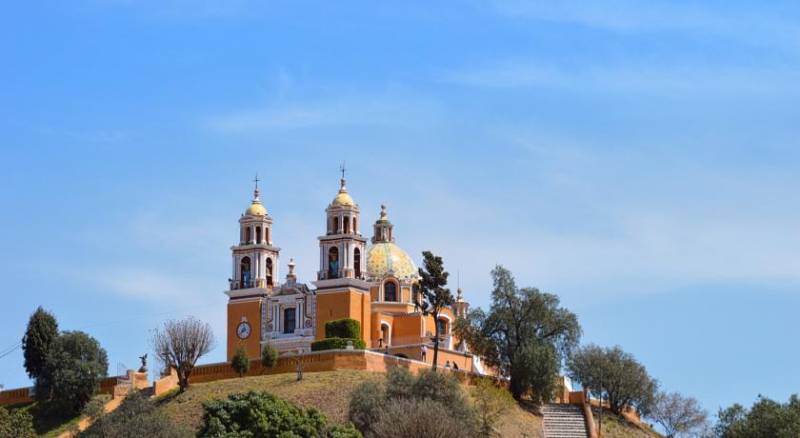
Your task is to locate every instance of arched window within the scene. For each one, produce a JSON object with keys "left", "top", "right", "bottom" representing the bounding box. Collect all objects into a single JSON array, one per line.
[
  {"left": 265, "top": 227, "right": 269, "bottom": 244},
  {"left": 283, "top": 308, "right": 296, "bottom": 334},
  {"left": 437, "top": 318, "right": 448, "bottom": 336},
  {"left": 381, "top": 323, "right": 391, "bottom": 347},
  {"left": 266, "top": 257, "right": 273, "bottom": 286},
  {"left": 333, "top": 217, "right": 339, "bottom": 234},
  {"left": 343, "top": 216, "right": 350, "bottom": 234},
  {"left": 353, "top": 217, "right": 357, "bottom": 234},
  {"left": 328, "top": 247, "right": 339, "bottom": 279},
  {"left": 354, "top": 247, "right": 361, "bottom": 278},
  {"left": 256, "top": 226, "right": 262, "bottom": 244},
  {"left": 245, "top": 227, "right": 252, "bottom": 243},
  {"left": 384, "top": 281, "right": 397, "bottom": 302},
  {"left": 240, "top": 257, "right": 252, "bottom": 288}
]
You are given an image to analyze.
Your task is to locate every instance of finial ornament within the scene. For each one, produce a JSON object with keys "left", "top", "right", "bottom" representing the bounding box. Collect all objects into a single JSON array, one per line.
[
  {"left": 253, "top": 173, "right": 261, "bottom": 200},
  {"left": 380, "top": 204, "right": 387, "bottom": 219},
  {"left": 288, "top": 258, "right": 296, "bottom": 275},
  {"left": 338, "top": 162, "right": 347, "bottom": 191}
]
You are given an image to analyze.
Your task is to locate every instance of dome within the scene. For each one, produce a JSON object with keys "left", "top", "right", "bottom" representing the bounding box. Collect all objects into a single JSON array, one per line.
[
  {"left": 367, "top": 242, "right": 418, "bottom": 281},
  {"left": 245, "top": 200, "right": 267, "bottom": 216},
  {"left": 332, "top": 191, "right": 355, "bottom": 207}
]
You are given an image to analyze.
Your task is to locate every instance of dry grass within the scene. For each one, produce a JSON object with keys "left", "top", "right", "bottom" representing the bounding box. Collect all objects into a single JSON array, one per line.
[
  {"left": 156, "top": 370, "right": 384, "bottom": 431},
  {"left": 592, "top": 407, "right": 663, "bottom": 438}
]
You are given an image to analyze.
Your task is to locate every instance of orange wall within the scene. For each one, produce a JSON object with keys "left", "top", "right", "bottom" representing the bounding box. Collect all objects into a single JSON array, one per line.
[
  {"left": 315, "top": 288, "right": 371, "bottom": 344},
  {"left": 227, "top": 299, "right": 263, "bottom": 360}
]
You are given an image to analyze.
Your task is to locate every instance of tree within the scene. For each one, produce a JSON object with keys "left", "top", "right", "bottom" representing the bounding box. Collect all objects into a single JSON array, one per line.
[
  {"left": 230, "top": 346, "right": 249, "bottom": 377},
  {"left": 37, "top": 331, "right": 108, "bottom": 414},
  {"left": 152, "top": 317, "right": 215, "bottom": 392},
  {"left": 261, "top": 343, "right": 278, "bottom": 369},
  {"left": 0, "top": 406, "right": 36, "bottom": 438},
  {"left": 567, "top": 344, "right": 658, "bottom": 416},
  {"left": 21, "top": 306, "right": 59, "bottom": 380},
  {"left": 455, "top": 266, "right": 581, "bottom": 401},
  {"left": 714, "top": 394, "right": 800, "bottom": 438},
  {"left": 413, "top": 251, "right": 454, "bottom": 370},
  {"left": 650, "top": 391, "right": 708, "bottom": 438}
]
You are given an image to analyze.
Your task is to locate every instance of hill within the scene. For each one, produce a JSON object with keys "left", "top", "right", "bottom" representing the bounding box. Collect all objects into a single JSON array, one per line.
[{"left": 153, "top": 369, "right": 656, "bottom": 438}]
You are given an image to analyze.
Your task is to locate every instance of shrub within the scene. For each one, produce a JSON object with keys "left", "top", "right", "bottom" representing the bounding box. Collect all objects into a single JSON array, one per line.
[
  {"left": 349, "top": 366, "right": 478, "bottom": 437},
  {"left": 79, "top": 390, "right": 190, "bottom": 438},
  {"left": 311, "top": 337, "right": 366, "bottom": 351},
  {"left": 348, "top": 381, "right": 385, "bottom": 434},
  {"left": 200, "top": 391, "right": 360, "bottom": 437},
  {"left": 371, "top": 399, "right": 467, "bottom": 438},
  {"left": 82, "top": 397, "right": 107, "bottom": 421},
  {"left": 324, "top": 319, "right": 361, "bottom": 339},
  {"left": 261, "top": 343, "right": 278, "bottom": 369},
  {"left": 0, "top": 406, "right": 36, "bottom": 438},
  {"left": 230, "top": 346, "right": 250, "bottom": 377},
  {"left": 38, "top": 331, "right": 108, "bottom": 414},
  {"left": 471, "top": 378, "right": 515, "bottom": 437}
]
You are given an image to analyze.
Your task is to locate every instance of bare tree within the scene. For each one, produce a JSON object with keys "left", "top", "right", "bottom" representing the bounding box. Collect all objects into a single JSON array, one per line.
[
  {"left": 151, "top": 317, "right": 214, "bottom": 392},
  {"left": 650, "top": 391, "right": 708, "bottom": 438}
]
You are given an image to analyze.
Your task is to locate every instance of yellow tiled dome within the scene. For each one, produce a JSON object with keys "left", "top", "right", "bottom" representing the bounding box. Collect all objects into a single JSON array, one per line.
[
  {"left": 367, "top": 242, "right": 418, "bottom": 280},
  {"left": 332, "top": 191, "right": 355, "bottom": 207},
  {"left": 245, "top": 201, "right": 267, "bottom": 216}
]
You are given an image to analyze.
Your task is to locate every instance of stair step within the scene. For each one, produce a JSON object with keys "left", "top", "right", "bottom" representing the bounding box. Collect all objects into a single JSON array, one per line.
[{"left": 542, "top": 403, "right": 588, "bottom": 438}]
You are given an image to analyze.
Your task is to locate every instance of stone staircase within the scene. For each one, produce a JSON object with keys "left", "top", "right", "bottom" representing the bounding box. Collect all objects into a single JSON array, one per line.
[{"left": 542, "top": 403, "right": 589, "bottom": 438}]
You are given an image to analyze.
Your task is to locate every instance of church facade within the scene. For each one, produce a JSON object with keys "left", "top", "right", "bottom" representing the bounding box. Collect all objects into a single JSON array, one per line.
[{"left": 224, "top": 175, "right": 471, "bottom": 362}]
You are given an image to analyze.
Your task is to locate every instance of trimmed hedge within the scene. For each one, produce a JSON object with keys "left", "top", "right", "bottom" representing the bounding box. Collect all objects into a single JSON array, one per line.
[
  {"left": 311, "top": 337, "right": 366, "bottom": 351},
  {"left": 324, "top": 318, "right": 361, "bottom": 339}
]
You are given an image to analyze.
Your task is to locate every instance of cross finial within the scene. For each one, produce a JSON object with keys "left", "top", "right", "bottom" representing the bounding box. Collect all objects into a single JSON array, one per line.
[
  {"left": 254, "top": 173, "right": 260, "bottom": 190},
  {"left": 253, "top": 173, "right": 261, "bottom": 200},
  {"left": 339, "top": 162, "right": 346, "bottom": 180}
]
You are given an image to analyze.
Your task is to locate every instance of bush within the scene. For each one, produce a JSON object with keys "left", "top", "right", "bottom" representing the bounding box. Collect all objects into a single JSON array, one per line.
[
  {"left": 79, "top": 391, "right": 190, "bottom": 438},
  {"left": 324, "top": 319, "right": 361, "bottom": 339},
  {"left": 261, "top": 343, "right": 278, "bottom": 369},
  {"left": 349, "top": 367, "right": 478, "bottom": 437},
  {"left": 471, "top": 378, "right": 515, "bottom": 437},
  {"left": 231, "top": 346, "right": 250, "bottom": 377},
  {"left": 0, "top": 406, "right": 36, "bottom": 438},
  {"left": 199, "top": 391, "right": 360, "bottom": 437},
  {"left": 311, "top": 337, "right": 366, "bottom": 351},
  {"left": 371, "top": 399, "right": 466, "bottom": 438},
  {"left": 38, "top": 331, "right": 108, "bottom": 414}
]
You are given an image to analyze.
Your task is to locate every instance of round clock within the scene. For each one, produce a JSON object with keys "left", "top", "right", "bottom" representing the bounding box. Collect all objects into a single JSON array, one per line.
[{"left": 236, "top": 321, "right": 252, "bottom": 339}]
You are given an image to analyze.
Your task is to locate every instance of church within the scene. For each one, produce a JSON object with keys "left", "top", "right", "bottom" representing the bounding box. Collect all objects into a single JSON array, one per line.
[{"left": 224, "top": 173, "right": 473, "bottom": 366}]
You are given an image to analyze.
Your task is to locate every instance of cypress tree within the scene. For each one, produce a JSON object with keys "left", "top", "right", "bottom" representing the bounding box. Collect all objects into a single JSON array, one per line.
[{"left": 21, "top": 306, "right": 59, "bottom": 379}]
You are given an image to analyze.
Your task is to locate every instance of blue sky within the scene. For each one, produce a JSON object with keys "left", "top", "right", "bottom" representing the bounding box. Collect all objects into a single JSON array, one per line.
[{"left": 2, "top": 0, "right": 800, "bottom": 416}]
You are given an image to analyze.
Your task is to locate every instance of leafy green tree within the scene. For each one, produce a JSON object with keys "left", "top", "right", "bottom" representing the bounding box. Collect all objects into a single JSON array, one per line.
[
  {"left": 567, "top": 344, "right": 657, "bottom": 416},
  {"left": 455, "top": 266, "right": 581, "bottom": 402},
  {"left": 413, "top": 251, "right": 454, "bottom": 370},
  {"left": 37, "top": 331, "right": 108, "bottom": 414},
  {"left": 230, "top": 346, "right": 250, "bottom": 377},
  {"left": 22, "top": 306, "right": 59, "bottom": 380},
  {"left": 261, "top": 343, "right": 278, "bottom": 369},
  {"left": 0, "top": 406, "right": 36, "bottom": 438},
  {"left": 650, "top": 391, "right": 708, "bottom": 438},
  {"left": 200, "top": 391, "right": 360, "bottom": 437},
  {"left": 80, "top": 390, "right": 191, "bottom": 438},
  {"left": 714, "top": 394, "right": 800, "bottom": 438}
]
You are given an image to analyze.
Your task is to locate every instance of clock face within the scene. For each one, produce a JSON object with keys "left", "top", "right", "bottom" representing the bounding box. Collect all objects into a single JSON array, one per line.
[{"left": 236, "top": 321, "right": 251, "bottom": 339}]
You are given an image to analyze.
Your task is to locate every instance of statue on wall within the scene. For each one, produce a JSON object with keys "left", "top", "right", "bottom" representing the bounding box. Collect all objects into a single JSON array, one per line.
[{"left": 138, "top": 353, "right": 148, "bottom": 372}]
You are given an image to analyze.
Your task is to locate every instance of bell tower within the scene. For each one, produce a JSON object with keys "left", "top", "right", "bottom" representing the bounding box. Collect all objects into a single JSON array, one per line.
[
  {"left": 225, "top": 176, "right": 281, "bottom": 360},
  {"left": 312, "top": 167, "right": 371, "bottom": 345}
]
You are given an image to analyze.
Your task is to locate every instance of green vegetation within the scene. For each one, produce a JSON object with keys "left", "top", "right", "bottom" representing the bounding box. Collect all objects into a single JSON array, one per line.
[
  {"left": 261, "top": 343, "right": 278, "bottom": 369},
  {"left": 567, "top": 344, "right": 657, "bottom": 416},
  {"left": 22, "top": 307, "right": 59, "bottom": 382},
  {"left": 324, "top": 318, "right": 361, "bottom": 339},
  {"left": 230, "top": 346, "right": 250, "bottom": 377},
  {"left": 37, "top": 331, "right": 109, "bottom": 415},
  {"left": 456, "top": 266, "right": 581, "bottom": 403},
  {"left": 471, "top": 378, "right": 515, "bottom": 437},
  {"left": 714, "top": 394, "right": 800, "bottom": 438},
  {"left": 79, "top": 391, "right": 191, "bottom": 438},
  {"left": 0, "top": 405, "right": 36, "bottom": 438},
  {"left": 311, "top": 337, "right": 366, "bottom": 351},
  {"left": 413, "top": 251, "right": 455, "bottom": 370},
  {"left": 349, "top": 367, "right": 478, "bottom": 437},
  {"left": 200, "top": 391, "right": 360, "bottom": 437}
]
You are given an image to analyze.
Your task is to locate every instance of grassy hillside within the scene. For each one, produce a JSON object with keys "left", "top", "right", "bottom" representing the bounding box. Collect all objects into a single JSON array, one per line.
[
  {"left": 153, "top": 369, "right": 657, "bottom": 438},
  {"left": 592, "top": 407, "right": 662, "bottom": 438}
]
